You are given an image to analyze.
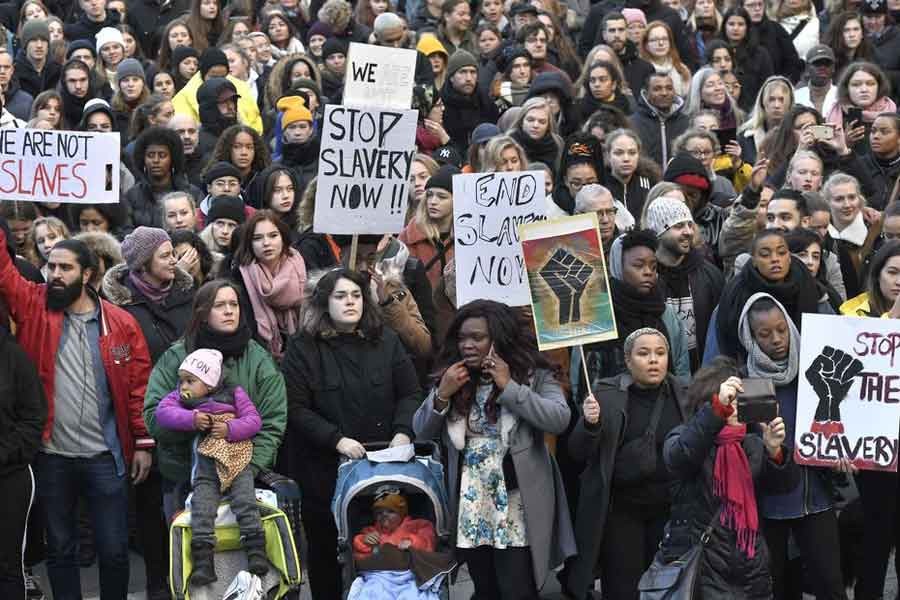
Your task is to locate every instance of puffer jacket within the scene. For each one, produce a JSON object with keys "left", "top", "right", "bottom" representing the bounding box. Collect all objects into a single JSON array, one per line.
[
  {"left": 630, "top": 92, "right": 691, "bottom": 168},
  {"left": 660, "top": 404, "right": 798, "bottom": 598},
  {"left": 172, "top": 72, "right": 263, "bottom": 134}
]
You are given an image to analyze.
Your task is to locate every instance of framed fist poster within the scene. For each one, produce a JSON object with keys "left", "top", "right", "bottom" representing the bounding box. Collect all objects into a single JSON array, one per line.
[{"left": 795, "top": 313, "right": 900, "bottom": 471}]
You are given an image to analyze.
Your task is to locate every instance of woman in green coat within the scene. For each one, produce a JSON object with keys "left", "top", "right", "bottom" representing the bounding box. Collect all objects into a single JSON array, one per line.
[{"left": 143, "top": 279, "right": 288, "bottom": 517}]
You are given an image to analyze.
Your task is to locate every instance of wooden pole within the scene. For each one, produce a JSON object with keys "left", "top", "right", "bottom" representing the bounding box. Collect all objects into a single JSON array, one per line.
[
  {"left": 579, "top": 345, "right": 591, "bottom": 397},
  {"left": 348, "top": 234, "right": 359, "bottom": 271}
]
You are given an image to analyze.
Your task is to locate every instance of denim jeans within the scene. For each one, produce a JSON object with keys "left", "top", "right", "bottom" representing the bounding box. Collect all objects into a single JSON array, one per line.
[
  {"left": 34, "top": 452, "right": 130, "bottom": 600},
  {"left": 190, "top": 455, "right": 262, "bottom": 546}
]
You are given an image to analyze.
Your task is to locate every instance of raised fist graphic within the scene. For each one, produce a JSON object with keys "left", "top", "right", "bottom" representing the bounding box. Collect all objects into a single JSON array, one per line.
[
  {"left": 539, "top": 248, "right": 593, "bottom": 325},
  {"left": 805, "top": 346, "right": 863, "bottom": 423}
]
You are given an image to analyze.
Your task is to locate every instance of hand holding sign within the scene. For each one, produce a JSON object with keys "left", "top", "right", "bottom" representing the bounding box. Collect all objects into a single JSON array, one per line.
[
  {"left": 805, "top": 346, "right": 864, "bottom": 423},
  {"left": 539, "top": 248, "right": 593, "bottom": 325},
  {"left": 583, "top": 394, "right": 600, "bottom": 425}
]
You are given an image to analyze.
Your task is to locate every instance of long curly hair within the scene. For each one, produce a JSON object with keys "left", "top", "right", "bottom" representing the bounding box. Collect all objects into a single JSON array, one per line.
[
  {"left": 434, "top": 300, "right": 555, "bottom": 422},
  {"left": 207, "top": 125, "right": 271, "bottom": 179}
]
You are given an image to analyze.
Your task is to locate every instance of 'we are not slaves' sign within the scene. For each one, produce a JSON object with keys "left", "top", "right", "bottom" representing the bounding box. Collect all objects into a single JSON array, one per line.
[
  {"left": 313, "top": 105, "right": 417, "bottom": 235},
  {"left": 452, "top": 171, "right": 547, "bottom": 307},
  {"left": 342, "top": 42, "right": 417, "bottom": 109},
  {"left": 0, "top": 129, "right": 119, "bottom": 204},
  {"left": 795, "top": 313, "right": 900, "bottom": 471}
]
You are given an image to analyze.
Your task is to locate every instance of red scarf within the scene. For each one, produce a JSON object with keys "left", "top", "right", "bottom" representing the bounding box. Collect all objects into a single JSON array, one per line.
[{"left": 713, "top": 424, "right": 758, "bottom": 558}]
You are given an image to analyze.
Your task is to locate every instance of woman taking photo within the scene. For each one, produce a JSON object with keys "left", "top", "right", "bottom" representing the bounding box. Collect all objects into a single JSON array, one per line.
[
  {"left": 281, "top": 268, "right": 420, "bottom": 599},
  {"left": 564, "top": 327, "right": 690, "bottom": 600},
  {"left": 415, "top": 299, "right": 575, "bottom": 599},
  {"left": 603, "top": 129, "right": 658, "bottom": 220},
  {"left": 639, "top": 21, "right": 692, "bottom": 97},
  {"left": 143, "top": 278, "right": 287, "bottom": 515},
  {"left": 720, "top": 8, "right": 774, "bottom": 111},
  {"left": 232, "top": 210, "right": 307, "bottom": 361},
  {"left": 825, "top": 61, "right": 896, "bottom": 155},
  {"left": 578, "top": 60, "right": 634, "bottom": 119},
  {"left": 508, "top": 97, "right": 564, "bottom": 175}
]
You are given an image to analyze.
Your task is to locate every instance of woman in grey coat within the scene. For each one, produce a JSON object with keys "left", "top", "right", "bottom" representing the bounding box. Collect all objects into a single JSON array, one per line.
[{"left": 413, "top": 299, "right": 575, "bottom": 599}]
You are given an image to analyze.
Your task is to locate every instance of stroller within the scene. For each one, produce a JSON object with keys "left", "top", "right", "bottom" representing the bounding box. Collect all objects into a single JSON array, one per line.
[
  {"left": 169, "top": 470, "right": 303, "bottom": 600},
  {"left": 331, "top": 442, "right": 454, "bottom": 599}
]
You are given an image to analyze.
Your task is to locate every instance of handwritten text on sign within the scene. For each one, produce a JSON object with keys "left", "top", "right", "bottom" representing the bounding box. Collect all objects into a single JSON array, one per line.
[
  {"left": 795, "top": 313, "right": 900, "bottom": 472},
  {"left": 0, "top": 129, "right": 119, "bottom": 204},
  {"left": 313, "top": 105, "right": 417, "bottom": 235},
  {"left": 453, "top": 171, "right": 547, "bottom": 307},
  {"left": 342, "top": 42, "right": 417, "bottom": 109}
]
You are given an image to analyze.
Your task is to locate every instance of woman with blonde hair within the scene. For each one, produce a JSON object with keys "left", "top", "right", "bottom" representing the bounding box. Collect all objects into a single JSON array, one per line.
[
  {"left": 738, "top": 75, "right": 794, "bottom": 164},
  {"left": 482, "top": 134, "right": 528, "bottom": 172},
  {"left": 25, "top": 216, "right": 69, "bottom": 278},
  {"left": 399, "top": 164, "right": 459, "bottom": 288},
  {"left": 684, "top": 67, "right": 744, "bottom": 128},
  {"left": 508, "top": 96, "right": 564, "bottom": 174},
  {"left": 640, "top": 21, "right": 691, "bottom": 96}
]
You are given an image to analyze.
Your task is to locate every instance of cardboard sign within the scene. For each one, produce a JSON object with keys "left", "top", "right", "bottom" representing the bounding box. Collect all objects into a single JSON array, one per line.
[
  {"left": 453, "top": 171, "right": 547, "bottom": 307},
  {"left": 519, "top": 213, "right": 617, "bottom": 350},
  {"left": 0, "top": 129, "right": 119, "bottom": 204},
  {"left": 313, "top": 105, "right": 417, "bottom": 235},
  {"left": 795, "top": 313, "right": 900, "bottom": 472},
  {"left": 342, "top": 42, "right": 417, "bottom": 110}
]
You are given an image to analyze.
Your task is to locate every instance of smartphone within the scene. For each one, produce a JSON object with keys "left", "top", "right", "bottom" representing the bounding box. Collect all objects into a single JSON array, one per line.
[
  {"left": 736, "top": 377, "right": 779, "bottom": 424},
  {"left": 809, "top": 124, "right": 834, "bottom": 141},
  {"left": 715, "top": 127, "right": 737, "bottom": 149},
  {"left": 845, "top": 107, "right": 864, "bottom": 127},
  {"left": 374, "top": 237, "right": 402, "bottom": 263}
]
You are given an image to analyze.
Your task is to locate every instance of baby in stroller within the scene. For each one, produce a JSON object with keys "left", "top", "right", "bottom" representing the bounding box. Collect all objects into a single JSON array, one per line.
[
  {"left": 352, "top": 486, "right": 436, "bottom": 560},
  {"left": 155, "top": 348, "right": 268, "bottom": 587}
]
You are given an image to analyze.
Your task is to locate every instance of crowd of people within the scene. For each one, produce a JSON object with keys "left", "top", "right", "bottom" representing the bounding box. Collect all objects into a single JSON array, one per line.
[{"left": 2, "top": 0, "right": 900, "bottom": 598}]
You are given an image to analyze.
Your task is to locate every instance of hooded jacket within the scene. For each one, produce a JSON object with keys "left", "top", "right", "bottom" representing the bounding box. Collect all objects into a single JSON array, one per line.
[
  {"left": 0, "top": 227, "right": 155, "bottom": 467},
  {"left": 172, "top": 72, "right": 263, "bottom": 136},
  {"left": 630, "top": 91, "right": 691, "bottom": 167},
  {"left": 101, "top": 263, "right": 196, "bottom": 364},
  {"left": 0, "top": 325, "right": 47, "bottom": 479}
]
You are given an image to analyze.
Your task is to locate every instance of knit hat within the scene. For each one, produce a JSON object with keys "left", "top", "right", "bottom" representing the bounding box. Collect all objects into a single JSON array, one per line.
[
  {"left": 447, "top": 49, "right": 478, "bottom": 78},
  {"left": 645, "top": 197, "right": 694, "bottom": 236},
  {"left": 121, "top": 226, "right": 171, "bottom": 270},
  {"left": 496, "top": 44, "right": 531, "bottom": 76},
  {"left": 622, "top": 8, "right": 647, "bottom": 25},
  {"left": 199, "top": 48, "right": 229, "bottom": 78},
  {"left": 471, "top": 122, "right": 500, "bottom": 145},
  {"left": 291, "top": 77, "right": 322, "bottom": 100},
  {"left": 510, "top": 2, "right": 538, "bottom": 17},
  {"left": 527, "top": 71, "right": 574, "bottom": 103},
  {"left": 172, "top": 45, "right": 200, "bottom": 69},
  {"left": 372, "top": 486, "right": 408, "bottom": 517},
  {"left": 21, "top": 19, "right": 50, "bottom": 47},
  {"left": 66, "top": 39, "right": 96, "bottom": 60},
  {"left": 207, "top": 195, "right": 246, "bottom": 224},
  {"left": 861, "top": 0, "right": 887, "bottom": 14},
  {"left": 321, "top": 37, "right": 347, "bottom": 61},
  {"left": 178, "top": 348, "right": 223, "bottom": 389},
  {"left": 95, "top": 26, "right": 124, "bottom": 53},
  {"left": 663, "top": 152, "right": 711, "bottom": 191},
  {"left": 277, "top": 95, "right": 312, "bottom": 128},
  {"left": 425, "top": 164, "right": 460, "bottom": 192},
  {"left": 417, "top": 34, "right": 448, "bottom": 59},
  {"left": 306, "top": 21, "right": 333, "bottom": 44},
  {"left": 116, "top": 58, "right": 145, "bottom": 83},
  {"left": 82, "top": 97, "right": 113, "bottom": 120},
  {"left": 204, "top": 161, "right": 243, "bottom": 185}
]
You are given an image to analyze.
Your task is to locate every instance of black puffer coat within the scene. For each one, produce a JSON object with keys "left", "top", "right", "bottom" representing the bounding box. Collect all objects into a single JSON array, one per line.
[{"left": 659, "top": 404, "right": 798, "bottom": 598}]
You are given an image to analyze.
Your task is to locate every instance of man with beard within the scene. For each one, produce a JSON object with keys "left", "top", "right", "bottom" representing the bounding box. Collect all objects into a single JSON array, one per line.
[
  {"left": 601, "top": 12, "right": 654, "bottom": 98},
  {"left": 793, "top": 45, "right": 837, "bottom": 115},
  {"left": 60, "top": 59, "right": 94, "bottom": 129},
  {"left": 0, "top": 221, "right": 153, "bottom": 600},
  {"left": 631, "top": 72, "right": 690, "bottom": 167},
  {"left": 647, "top": 197, "right": 723, "bottom": 371},
  {"left": 195, "top": 77, "right": 240, "bottom": 157},
  {"left": 168, "top": 114, "right": 205, "bottom": 187},
  {"left": 441, "top": 49, "right": 499, "bottom": 155}
]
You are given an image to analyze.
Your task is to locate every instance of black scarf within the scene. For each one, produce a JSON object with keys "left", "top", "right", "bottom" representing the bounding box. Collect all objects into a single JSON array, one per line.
[
  {"left": 281, "top": 137, "right": 321, "bottom": 167},
  {"left": 579, "top": 92, "right": 631, "bottom": 117},
  {"left": 192, "top": 321, "right": 251, "bottom": 360},
  {"left": 510, "top": 129, "right": 559, "bottom": 168},
  {"left": 716, "top": 255, "right": 820, "bottom": 358},
  {"left": 609, "top": 277, "right": 670, "bottom": 341}
]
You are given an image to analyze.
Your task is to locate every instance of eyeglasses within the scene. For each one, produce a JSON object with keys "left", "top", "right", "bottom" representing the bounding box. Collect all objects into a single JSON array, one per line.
[{"left": 689, "top": 149, "right": 714, "bottom": 158}]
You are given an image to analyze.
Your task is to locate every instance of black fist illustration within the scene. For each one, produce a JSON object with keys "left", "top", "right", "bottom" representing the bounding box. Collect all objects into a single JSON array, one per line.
[
  {"left": 805, "top": 346, "right": 863, "bottom": 423},
  {"left": 539, "top": 248, "right": 593, "bottom": 325}
]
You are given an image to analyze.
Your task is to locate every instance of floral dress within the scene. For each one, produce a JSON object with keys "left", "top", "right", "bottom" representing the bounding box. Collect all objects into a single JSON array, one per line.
[{"left": 456, "top": 383, "right": 529, "bottom": 549}]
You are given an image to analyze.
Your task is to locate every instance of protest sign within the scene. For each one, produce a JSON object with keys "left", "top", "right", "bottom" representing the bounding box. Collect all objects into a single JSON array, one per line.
[
  {"left": 0, "top": 129, "right": 119, "bottom": 204},
  {"left": 453, "top": 170, "right": 546, "bottom": 307},
  {"left": 313, "top": 105, "right": 417, "bottom": 235},
  {"left": 795, "top": 313, "right": 900, "bottom": 472},
  {"left": 519, "top": 213, "right": 617, "bottom": 351},
  {"left": 342, "top": 42, "right": 417, "bottom": 109}
]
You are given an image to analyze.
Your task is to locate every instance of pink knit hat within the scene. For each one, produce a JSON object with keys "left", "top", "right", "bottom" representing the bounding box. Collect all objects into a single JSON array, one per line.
[
  {"left": 179, "top": 349, "right": 223, "bottom": 389},
  {"left": 622, "top": 8, "right": 647, "bottom": 25}
]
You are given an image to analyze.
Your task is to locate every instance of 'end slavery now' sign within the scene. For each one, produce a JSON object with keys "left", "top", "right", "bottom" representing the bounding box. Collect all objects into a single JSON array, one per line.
[{"left": 0, "top": 129, "right": 119, "bottom": 204}]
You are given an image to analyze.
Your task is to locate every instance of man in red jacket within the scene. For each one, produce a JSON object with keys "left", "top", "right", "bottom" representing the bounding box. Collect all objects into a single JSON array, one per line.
[{"left": 0, "top": 222, "right": 153, "bottom": 600}]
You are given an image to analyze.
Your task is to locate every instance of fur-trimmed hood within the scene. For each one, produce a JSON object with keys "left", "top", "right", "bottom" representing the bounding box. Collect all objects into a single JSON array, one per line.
[{"left": 101, "top": 262, "right": 194, "bottom": 307}]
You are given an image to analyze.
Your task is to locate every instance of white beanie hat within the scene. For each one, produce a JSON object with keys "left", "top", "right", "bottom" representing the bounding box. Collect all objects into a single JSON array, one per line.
[
  {"left": 645, "top": 196, "right": 694, "bottom": 237},
  {"left": 178, "top": 349, "right": 224, "bottom": 389},
  {"left": 96, "top": 26, "right": 125, "bottom": 54}
]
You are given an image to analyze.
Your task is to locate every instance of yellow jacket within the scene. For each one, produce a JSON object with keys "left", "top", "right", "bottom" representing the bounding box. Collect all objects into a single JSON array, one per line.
[
  {"left": 713, "top": 154, "right": 752, "bottom": 193},
  {"left": 172, "top": 73, "right": 263, "bottom": 134},
  {"left": 839, "top": 292, "right": 890, "bottom": 317}
]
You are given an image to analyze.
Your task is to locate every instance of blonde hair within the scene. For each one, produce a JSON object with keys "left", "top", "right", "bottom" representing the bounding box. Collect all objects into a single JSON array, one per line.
[
  {"left": 482, "top": 134, "right": 527, "bottom": 173},
  {"left": 25, "top": 215, "right": 69, "bottom": 267},
  {"left": 575, "top": 44, "right": 629, "bottom": 97}
]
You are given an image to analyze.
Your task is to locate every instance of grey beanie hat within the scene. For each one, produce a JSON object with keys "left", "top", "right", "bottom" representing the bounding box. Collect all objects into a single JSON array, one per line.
[
  {"left": 21, "top": 19, "right": 50, "bottom": 47},
  {"left": 645, "top": 197, "right": 694, "bottom": 237},
  {"left": 121, "top": 226, "right": 170, "bottom": 271},
  {"left": 116, "top": 58, "right": 146, "bottom": 83}
]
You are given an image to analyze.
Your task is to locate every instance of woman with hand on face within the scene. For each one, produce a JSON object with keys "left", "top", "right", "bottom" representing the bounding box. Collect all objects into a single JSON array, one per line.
[
  {"left": 654, "top": 359, "right": 795, "bottom": 599},
  {"left": 281, "top": 268, "right": 420, "bottom": 600},
  {"left": 564, "top": 327, "right": 690, "bottom": 600},
  {"left": 415, "top": 299, "right": 574, "bottom": 600}
]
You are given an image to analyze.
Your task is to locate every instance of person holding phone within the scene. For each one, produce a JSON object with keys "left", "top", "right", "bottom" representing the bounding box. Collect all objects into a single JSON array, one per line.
[
  {"left": 825, "top": 61, "right": 896, "bottom": 154},
  {"left": 652, "top": 358, "right": 795, "bottom": 599},
  {"left": 734, "top": 291, "right": 849, "bottom": 600}
]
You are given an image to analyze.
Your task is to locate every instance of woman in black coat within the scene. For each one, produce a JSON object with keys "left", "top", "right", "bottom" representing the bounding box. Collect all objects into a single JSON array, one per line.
[
  {"left": 656, "top": 357, "right": 797, "bottom": 598},
  {"left": 280, "top": 267, "right": 421, "bottom": 600},
  {"left": 721, "top": 7, "right": 774, "bottom": 112}
]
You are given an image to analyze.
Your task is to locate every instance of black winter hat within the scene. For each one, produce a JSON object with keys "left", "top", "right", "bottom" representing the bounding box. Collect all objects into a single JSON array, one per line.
[
  {"left": 496, "top": 45, "right": 531, "bottom": 76},
  {"left": 204, "top": 161, "right": 243, "bottom": 185},
  {"left": 66, "top": 39, "right": 96, "bottom": 60},
  {"left": 173, "top": 46, "right": 200, "bottom": 69},
  {"left": 425, "top": 164, "right": 460, "bottom": 192},
  {"left": 206, "top": 195, "right": 246, "bottom": 224},
  {"left": 199, "top": 48, "right": 229, "bottom": 78},
  {"left": 527, "top": 71, "right": 574, "bottom": 103},
  {"left": 662, "top": 152, "right": 711, "bottom": 191},
  {"left": 322, "top": 37, "right": 347, "bottom": 60}
]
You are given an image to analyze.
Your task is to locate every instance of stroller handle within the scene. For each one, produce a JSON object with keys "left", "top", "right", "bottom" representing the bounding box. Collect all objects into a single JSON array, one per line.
[{"left": 362, "top": 440, "right": 441, "bottom": 461}]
